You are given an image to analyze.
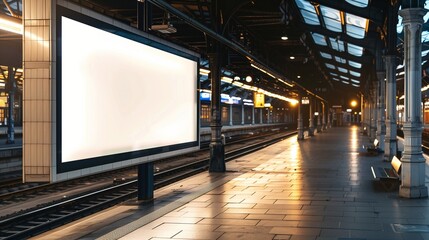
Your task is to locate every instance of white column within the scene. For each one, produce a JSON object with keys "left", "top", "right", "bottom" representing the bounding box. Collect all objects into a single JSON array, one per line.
[
  {"left": 376, "top": 72, "right": 386, "bottom": 151},
  {"left": 384, "top": 55, "right": 398, "bottom": 161},
  {"left": 399, "top": 8, "right": 428, "bottom": 198}
]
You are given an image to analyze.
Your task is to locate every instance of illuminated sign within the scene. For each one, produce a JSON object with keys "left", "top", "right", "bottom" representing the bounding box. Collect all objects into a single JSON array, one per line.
[
  {"left": 254, "top": 93, "right": 265, "bottom": 108},
  {"left": 301, "top": 97, "right": 309, "bottom": 105}
]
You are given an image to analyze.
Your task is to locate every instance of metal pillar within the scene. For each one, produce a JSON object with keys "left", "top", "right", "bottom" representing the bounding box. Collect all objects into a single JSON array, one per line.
[
  {"left": 137, "top": 0, "right": 152, "bottom": 32},
  {"left": 376, "top": 72, "right": 386, "bottom": 152},
  {"left": 229, "top": 105, "right": 233, "bottom": 126},
  {"left": 252, "top": 106, "right": 255, "bottom": 124},
  {"left": 260, "top": 108, "right": 263, "bottom": 123},
  {"left": 327, "top": 109, "right": 331, "bottom": 128},
  {"left": 361, "top": 94, "right": 366, "bottom": 134},
  {"left": 322, "top": 102, "right": 327, "bottom": 131},
  {"left": 316, "top": 102, "right": 322, "bottom": 133},
  {"left": 241, "top": 103, "right": 244, "bottom": 124},
  {"left": 137, "top": 162, "right": 154, "bottom": 201},
  {"left": 6, "top": 66, "right": 15, "bottom": 144},
  {"left": 297, "top": 96, "right": 304, "bottom": 140},
  {"left": 384, "top": 55, "right": 398, "bottom": 161},
  {"left": 308, "top": 99, "right": 314, "bottom": 136},
  {"left": 370, "top": 82, "right": 378, "bottom": 141},
  {"left": 399, "top": 7, "right": 428, "bottom": 198}
]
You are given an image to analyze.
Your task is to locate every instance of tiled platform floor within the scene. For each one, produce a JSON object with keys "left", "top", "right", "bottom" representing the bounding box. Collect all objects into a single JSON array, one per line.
[
  {"left": 105, "top": 126, "right": 429, "bottom": 240},
  {"left": 38, "top": 126, "right": 429, "bottom": 240}
]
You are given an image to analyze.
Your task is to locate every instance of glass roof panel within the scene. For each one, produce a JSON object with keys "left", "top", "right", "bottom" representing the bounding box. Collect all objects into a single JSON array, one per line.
[
  {"left": 352, "top": 83, "right": 360, "bottom": 87},
  {"left": 342, "top": 80, "right": 350, "bottom": 84},
  {"left": 346, "top": 25, "right": 366, "bottom": 39},
  {"left": 326, "top": 63, "right": 335, "bottom": 69},
  {"left": 347, "top": 43, "right": 363, "bottom": 56},
  {"left": 312, "top": 33, "right": 327, "bottom": 46},
  {"left": 346, "top": 13, "right": 367, "bottom": 28},
  {"left": 320, "top": 6, "right": 342, "bottom": 32},
  {"left": 349, "top": 60, "right": 362, "bottom": 68},
  {"left": 300, "top": 9, "right": 320, "bottom": 25},
  {"left": 350, "top": 71, "right": 361, "bottom": 77},
  {"left": 332, "top": 77, "right": 339, "bottom": 81},
  {"left": 295, "top": 0, "right": 316, "bottom": 11},
  {"left": 330, "top": 72, "right": 338, "bottom": 76},
  {"left": 338, "top": 67, "right": 348, "bottom": 73},
  {"left": 346, "top": 0, "right": 368, "bottom": 8},
  {"left": 351, "top": 79, "right": 360, "bottom": 84},
  {"left": 320, "top": 52, "right": 332, "bottom": 59},
  {"left": 425, "top": 1, "right": 429, "bottom": 23},
  {"left": 340, "top": 75, "right": 349, "bottom": 80},
  {"left": 329, "top": 38, "right": 345, "bottom": 51},
  {"left": 422, "top": 31, "right": 429, "bottom": 43},
  {"left": 335, "top": 56, "right": 347, "bottom": 64},
  {"left": 422, "top": 50, "right": 429, "bottom": 57},
  {"left": 295, "top": 0, "right": 320, "bottom": 25}
]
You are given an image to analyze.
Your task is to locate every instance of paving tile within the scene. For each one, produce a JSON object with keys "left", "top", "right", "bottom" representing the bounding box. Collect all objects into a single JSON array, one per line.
[
  {"left": 257, "top": 220, "right": 300, "bottom": 227},
  {"left": 273, "top": 235, "right": 292, "bottom": 240},
  {"left": 198, "top": 218, "right": 259, "bottom": 226},
  {"left": 173, "top": 230, "right": 224, "bottom": 239},
  {"left": 214, "top": 225, "right": 272, "bottom": 234},
  {"left": 217, "top": 232, "right": 275, "bottom": 240},
  {"left": 269, "top": 227, "right": 321, "bottom": 236},
  {"left": 246, "top": 214, "right": 285, "bottom": 220}
]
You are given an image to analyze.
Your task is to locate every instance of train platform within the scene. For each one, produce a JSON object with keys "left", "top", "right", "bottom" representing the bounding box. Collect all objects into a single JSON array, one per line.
[{"left": 34, "top": 126, "right": 429, "bottom": 240}]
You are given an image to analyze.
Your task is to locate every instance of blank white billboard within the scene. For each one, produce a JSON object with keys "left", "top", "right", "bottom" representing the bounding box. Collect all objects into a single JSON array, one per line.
[{"left": 60, "top": 16, "right": 198, "bottom": 163}]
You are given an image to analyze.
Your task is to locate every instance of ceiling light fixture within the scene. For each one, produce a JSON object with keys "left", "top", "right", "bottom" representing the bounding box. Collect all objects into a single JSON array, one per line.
[{"left": 281, "top": 36, "right": 288, "bottom": 40}]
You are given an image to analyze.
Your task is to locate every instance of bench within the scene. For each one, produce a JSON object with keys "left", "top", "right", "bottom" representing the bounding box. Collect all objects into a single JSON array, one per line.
[
  {"left": 371, "top": 156, "right": 402, "bottom": 191},
  {"left": 364, "top": 138, "right": 381, "bottom": 155}
]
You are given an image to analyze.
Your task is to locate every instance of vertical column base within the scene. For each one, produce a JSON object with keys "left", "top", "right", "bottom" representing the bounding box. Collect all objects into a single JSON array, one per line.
[
  {"left": 399, "top": 184, "right": 428, "bottom": 199},
  {"left": 400, "top": 154, "right": 427, "bottom": 198},
  {"left": 316, "top": 125, "right": 322, "bottom": 133},
  {"left": 297, "top": 126, "right": 304, "bottom": 140},
  {"left": 308, "top": 127, "right": 315, "bottom": 136},
  {"left": 138, "top": 162, "right": 154, "bottom": 201},
  {"left": 209, "top": 142, "right": 225, "bottom": 172}
]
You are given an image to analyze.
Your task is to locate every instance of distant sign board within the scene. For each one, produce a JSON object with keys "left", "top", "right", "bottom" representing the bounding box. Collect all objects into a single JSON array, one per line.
[
  {"left": 301, "top": 97, "right": 309, "bottom": 105},
  {"left": 254, "top": 93, "right": 265, "bottom": 108}
]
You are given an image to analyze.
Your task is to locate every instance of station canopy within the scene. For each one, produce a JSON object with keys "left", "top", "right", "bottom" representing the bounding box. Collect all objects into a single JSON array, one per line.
[{"left": 1, "top": 0, "right": 429, "bottom": 104}]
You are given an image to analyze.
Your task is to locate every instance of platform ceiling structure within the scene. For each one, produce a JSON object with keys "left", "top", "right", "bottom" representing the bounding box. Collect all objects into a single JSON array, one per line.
[{"left": 0, "top": 0, "right": 428, "bottom": 106}]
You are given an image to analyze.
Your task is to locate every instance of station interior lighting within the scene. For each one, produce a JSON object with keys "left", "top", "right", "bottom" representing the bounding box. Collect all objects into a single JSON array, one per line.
[
  {"left": 245, "top": 76, "right": 252, "bottom": 83},
  {"left": 199, "top": 68, "right": 210, "bottom": 76},
  {"left": 0, "top": 15, "right": 22, "bottom": 35},
  {"left": 281, "top": 35, "right": 288, "bottom": 40},
  {"left": 350, "top": 100, "right": 357, "bottom": 107},
  {"left": 234, "top": 76, "right": 240, "bottom": 81},
  {"left": 250, "top": 62, "right": 294, "bottom": 87}
]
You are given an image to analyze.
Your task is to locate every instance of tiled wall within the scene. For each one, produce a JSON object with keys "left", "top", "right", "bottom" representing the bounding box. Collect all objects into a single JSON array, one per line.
[{"left": 22, "top": 0, "right": 55, "bottom": 182}]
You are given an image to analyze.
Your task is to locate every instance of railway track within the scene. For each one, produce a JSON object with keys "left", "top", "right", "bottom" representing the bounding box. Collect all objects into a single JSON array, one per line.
[{"left": 0, "top": 130, "right": 296, "bottom": 240}]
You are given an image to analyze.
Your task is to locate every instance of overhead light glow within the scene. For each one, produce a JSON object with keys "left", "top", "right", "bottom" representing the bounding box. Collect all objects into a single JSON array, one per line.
[
  {"left": 281, "top": 36, "right": 288, "bottom": 40},
  {"left": 0, "top": 15, "right": 22, "bottom": 35}
]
